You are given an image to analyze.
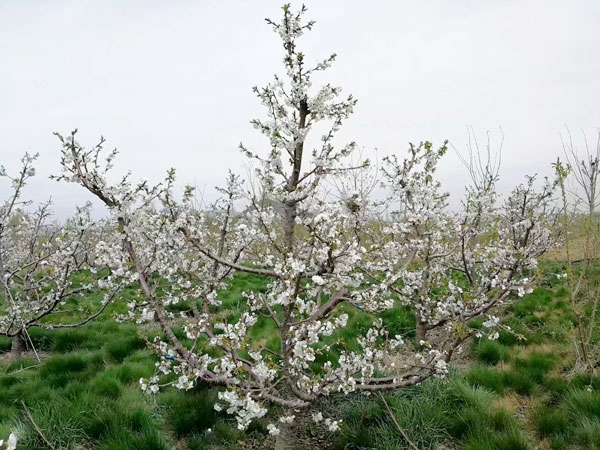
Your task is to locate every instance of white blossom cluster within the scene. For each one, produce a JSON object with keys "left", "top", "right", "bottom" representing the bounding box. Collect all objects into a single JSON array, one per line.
[{"left": 0, "top": 433, "right": 17, "bottom": 450}]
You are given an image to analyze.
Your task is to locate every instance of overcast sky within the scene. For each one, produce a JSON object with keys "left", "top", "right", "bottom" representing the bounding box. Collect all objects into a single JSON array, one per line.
[{"left": 1, "top": 0, "right": 599, "bottom": 218}]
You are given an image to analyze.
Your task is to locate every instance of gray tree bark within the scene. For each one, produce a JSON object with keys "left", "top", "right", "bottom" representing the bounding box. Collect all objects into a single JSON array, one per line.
[{"left": 10, "top": 332, "right": 27, "bottom": 358}]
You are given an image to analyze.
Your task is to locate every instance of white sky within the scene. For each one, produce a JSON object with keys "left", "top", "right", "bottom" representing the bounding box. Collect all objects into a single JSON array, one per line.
[{"left": 1, "top": 0, "right": 599, "bottom": 218}]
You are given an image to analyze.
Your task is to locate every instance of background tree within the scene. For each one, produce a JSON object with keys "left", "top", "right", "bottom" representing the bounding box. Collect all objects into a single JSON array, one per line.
[
  {"left": 0, "top": 153, "right": 116, "bottom": 358},
  {"left": 555, "top": 128, "right": 600, "bottom": 375},
  {"left": 561, "top": 127, "right": 600, "bottom": 215},
  {"left": 555, "top": 156, "right": 600, "bottom": 377},
  {"left": 378, "top": 143, "right": 557, "bottom": 347}
]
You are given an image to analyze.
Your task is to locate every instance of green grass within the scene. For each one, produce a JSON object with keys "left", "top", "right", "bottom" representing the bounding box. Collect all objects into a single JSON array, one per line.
[
  {"left": 0, "top": 272, "right": 276, "bottom": 449},
  {"left": 1, "top": 263, "right": 600, "bottom": 449},
  {"left": 328, "top": 376, "right": 533, "bottom": 450},
  {"left": 533, "top": 388, "right": 600, "bottom": 449},
  {"left": 473, "top": 339, "right": 511, "bottom": 365},
  {"left": 159, "top": 382, "right": 220, "bottom": 438},
  {"left": 0, "top": 342, "right": 241, "bottom": 449}
]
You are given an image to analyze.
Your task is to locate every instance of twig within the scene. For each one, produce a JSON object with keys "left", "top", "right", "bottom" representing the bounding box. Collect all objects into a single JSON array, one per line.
[
  {"left": 9, "top": 364, "right": 42, "bottom": 374},
  {"left": 23, "top": 328, "right": 40, "bottom": 363},
  {"left": 378, "top": 393, "right": 419, "bottom": 450},
  {"left": 21, "top": 400, "right": 54, "bottom": 449},
  {"left": 43, "top": 285, "right": 120, "bottom": 329},
  {"left": 570, "top": 257, "right": 600, "bottom": 265}
]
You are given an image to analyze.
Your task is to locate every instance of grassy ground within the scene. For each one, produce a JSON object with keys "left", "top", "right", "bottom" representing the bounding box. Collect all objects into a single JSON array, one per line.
[{"left": 0, "top": 263, "right": 598, "bottom": 449}]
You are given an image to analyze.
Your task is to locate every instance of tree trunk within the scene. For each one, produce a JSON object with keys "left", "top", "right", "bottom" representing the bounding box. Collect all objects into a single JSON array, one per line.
[
  {"left": 274, "top": 423, "right": 297, "bottom": 450},
  {"left": 415, "top": 321, "right": 428, "bottom": 344},
  {"left": 283, "top": 203, "right": 297, "bottom": 253},
  {"left": 10, "top": 332, "right": 27, "bottom": 358}
]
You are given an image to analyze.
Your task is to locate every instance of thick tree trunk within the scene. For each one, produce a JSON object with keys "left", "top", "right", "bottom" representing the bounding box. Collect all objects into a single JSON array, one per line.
[
  {"left": 415, "top": 321, "right": 428, "bottom": 344},
  {"left": 10, "top": 332, "right": 27, "bottom": 358},
  {"left": 274, "top": 423, "right": 297, "bottom": 450}
]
